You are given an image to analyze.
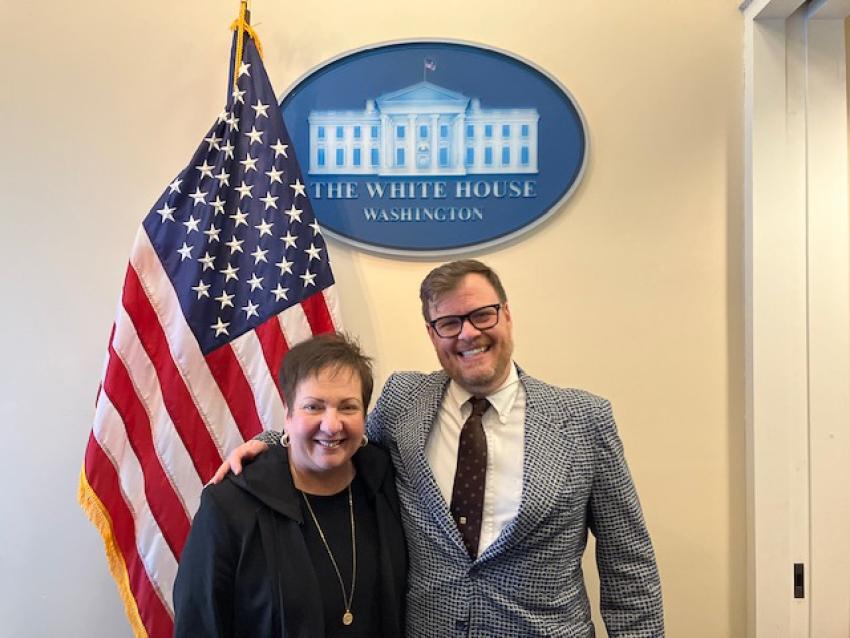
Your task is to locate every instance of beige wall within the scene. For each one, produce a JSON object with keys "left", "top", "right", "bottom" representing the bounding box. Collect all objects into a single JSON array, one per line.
[{"left": 0, "top": 1, "right": 745, "bottom": 636}]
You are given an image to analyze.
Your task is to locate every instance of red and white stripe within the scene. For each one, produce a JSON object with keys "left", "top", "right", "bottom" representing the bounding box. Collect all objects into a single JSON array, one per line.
[{"left": 82, "top": 227, "right": 341, "bottom": 637}]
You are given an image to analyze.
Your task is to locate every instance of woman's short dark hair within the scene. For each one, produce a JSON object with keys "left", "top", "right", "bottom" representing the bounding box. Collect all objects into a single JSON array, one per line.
[
  {"left": 419, "top": 259, "right": 508, "bottom": 321},
  {"left": 278, "top": 333, "right": 374, "bottom": 411}
]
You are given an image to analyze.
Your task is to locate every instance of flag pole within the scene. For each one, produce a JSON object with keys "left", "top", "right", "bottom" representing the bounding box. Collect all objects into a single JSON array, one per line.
[
  {"left": 230, "top": 0, "right": 264, "bottom": 91},
  {"left": 233, "top": 1, "right": 250, "bottom": 90}
]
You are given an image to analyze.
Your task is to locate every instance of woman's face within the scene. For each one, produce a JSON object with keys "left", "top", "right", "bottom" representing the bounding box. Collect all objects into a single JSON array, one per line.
[{"left": 284, "top": 365, "right": 365, "bottom": 483}]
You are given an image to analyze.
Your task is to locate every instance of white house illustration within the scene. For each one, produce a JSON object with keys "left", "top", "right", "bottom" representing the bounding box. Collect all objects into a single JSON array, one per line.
[{"left": 307, "top": 81, "right": 539, "bottom": 176}]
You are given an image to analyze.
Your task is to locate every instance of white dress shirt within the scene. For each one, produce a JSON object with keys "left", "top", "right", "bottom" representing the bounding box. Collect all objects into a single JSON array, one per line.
[{"left": 424, "top": 363, "right": 526, "bottom": 556}]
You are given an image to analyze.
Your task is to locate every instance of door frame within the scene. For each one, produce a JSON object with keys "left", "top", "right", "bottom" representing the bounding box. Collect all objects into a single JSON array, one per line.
[{"left": 741, "top": 0, "right": 850, "bottom": 635}]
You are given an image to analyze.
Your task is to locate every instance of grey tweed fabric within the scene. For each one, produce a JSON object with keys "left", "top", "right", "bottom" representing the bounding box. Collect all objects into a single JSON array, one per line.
[
  {"left": 260, "top": 366, "right": 664, "bottom": 637},
  {"left": 369, "top": 368, "right": 663, "bottom": 638}
]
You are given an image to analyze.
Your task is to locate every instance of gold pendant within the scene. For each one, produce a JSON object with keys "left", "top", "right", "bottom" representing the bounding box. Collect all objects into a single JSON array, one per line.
[{"left": 342, "top": 611, "right": 354, "bottom": 626}]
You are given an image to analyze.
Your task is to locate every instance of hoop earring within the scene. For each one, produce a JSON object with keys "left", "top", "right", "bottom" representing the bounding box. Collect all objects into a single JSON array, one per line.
[
  {"left": 360, "top": 434, "right": 369, "bottom": 448},
  {"left": 281, "top": 432, "right": 290, "bottom": 447}
]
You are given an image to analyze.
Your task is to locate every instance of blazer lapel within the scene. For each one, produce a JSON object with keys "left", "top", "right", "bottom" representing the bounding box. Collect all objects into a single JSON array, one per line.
[
  {"left": 393, "top": 373, "right": 469, "bottom": 554},
  {"left": 479, "top": 375, "right": 577, "bottom": 561}
]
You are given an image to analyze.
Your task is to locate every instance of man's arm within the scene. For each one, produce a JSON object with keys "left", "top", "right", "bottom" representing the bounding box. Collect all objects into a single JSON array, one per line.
[
  {"left": 588, "top": 399, "right": 664, "bottom": 637},
  {"left": 365, "top": 372, "right": 405, "bottom": 446},
  {"left": 255, "top": 429, "right": 283, "bottom": 446}
]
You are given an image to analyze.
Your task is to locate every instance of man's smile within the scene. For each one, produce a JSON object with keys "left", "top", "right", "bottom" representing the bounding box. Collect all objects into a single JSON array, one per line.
[{"left": 459, "top": 345, "right": 490, "bottom": 358}]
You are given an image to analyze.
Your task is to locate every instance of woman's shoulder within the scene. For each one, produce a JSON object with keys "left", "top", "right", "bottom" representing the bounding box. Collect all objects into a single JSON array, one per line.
[
  {"left": 200, "top": 446, "right": 298, "bottom": 519},
  {"left": 353, "top": 443, "right": 395, "bottom": 493},
  {"left": 356, "top": 440, "right": 391, "bottom": 464}
]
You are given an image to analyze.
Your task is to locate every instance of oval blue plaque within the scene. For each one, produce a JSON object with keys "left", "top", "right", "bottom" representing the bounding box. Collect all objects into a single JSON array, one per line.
[{"left": 279, "top": 40, "right": 587, "bottom": 256}]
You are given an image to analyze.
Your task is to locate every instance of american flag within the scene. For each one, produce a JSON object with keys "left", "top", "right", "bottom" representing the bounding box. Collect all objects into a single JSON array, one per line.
[{"left": 77, "top": 23, "right": 340, "bottom": 638}]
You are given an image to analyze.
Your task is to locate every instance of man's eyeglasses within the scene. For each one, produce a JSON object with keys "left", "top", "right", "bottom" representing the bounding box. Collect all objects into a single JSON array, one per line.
[{"left": 428, "top": 303, "right": 502, "bottom": 338}]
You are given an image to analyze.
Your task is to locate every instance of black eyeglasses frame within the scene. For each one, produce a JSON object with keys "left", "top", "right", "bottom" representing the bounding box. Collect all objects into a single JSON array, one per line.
[{"left": 427, "top": 303, "right": 502, "bottom": 338}]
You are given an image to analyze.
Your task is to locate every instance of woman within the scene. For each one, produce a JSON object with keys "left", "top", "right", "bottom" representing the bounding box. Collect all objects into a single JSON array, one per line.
[{"left": 173, "top": 333, "right": 407, "bottom": 637}]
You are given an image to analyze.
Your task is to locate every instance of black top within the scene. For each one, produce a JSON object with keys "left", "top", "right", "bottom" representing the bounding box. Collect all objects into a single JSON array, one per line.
[{"left": 300, "top": 475, "right": 383, "bottom": 638}]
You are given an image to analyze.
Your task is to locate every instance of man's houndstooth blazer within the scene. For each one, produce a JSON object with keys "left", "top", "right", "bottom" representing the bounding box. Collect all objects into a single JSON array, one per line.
[{"left": 367, "top": 367, "right": 664, "bottom": 638}]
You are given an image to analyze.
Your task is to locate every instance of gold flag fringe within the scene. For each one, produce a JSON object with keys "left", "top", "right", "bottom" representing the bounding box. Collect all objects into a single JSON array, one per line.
[{"left": 77, "top": 468, "right": 149, "bottom": 638}]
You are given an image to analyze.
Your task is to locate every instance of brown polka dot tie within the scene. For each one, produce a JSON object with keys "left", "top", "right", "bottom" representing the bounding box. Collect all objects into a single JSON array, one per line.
[{"left": 450, "top": 396, "right": 490, "bottom": 557}]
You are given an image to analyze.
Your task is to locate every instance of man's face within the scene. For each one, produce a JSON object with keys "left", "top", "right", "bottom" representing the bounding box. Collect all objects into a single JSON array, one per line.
[{"left": 426, "top": 273, "right": 514, "bottom": 396}]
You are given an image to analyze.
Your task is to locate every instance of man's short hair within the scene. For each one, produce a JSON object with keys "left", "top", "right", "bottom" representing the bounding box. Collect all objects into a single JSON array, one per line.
[
  {"left": 278, "top": 332, "right": 374, "bottom": 411},
  {"left": 419, "top": 259, "right": 508, "bottom": 321}
]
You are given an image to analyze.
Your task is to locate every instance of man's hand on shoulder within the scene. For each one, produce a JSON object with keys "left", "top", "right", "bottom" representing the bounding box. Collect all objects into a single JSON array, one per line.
[{"left": 208, "top": 439, "right": 270, "bottom": 484}]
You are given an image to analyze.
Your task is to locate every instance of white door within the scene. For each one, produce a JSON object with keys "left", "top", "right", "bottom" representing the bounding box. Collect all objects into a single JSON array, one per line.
[{"left": 743, "top": 0, "right": 850, "bottom": 636}]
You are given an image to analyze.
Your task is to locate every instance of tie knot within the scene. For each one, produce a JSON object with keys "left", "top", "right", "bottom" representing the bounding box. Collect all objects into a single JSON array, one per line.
[{"left": 469, "top": 396, "right": 490, "bottom": 418}]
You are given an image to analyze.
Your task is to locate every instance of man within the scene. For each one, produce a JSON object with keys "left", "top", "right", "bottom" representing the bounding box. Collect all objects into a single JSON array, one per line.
[{"left": 215, "top": 259, "right": 664, "bottom": 637}]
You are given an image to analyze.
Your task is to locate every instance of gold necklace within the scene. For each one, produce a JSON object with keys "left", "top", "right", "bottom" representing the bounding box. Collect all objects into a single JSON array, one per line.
[{"left": 301, "top": 484, "right": 356, "bottom": 626}]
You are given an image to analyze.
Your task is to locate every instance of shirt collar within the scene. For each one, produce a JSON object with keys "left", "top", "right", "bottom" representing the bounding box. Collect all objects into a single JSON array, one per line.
[{"left": 447, "top": 363, "right": 520, "bottom": 424}]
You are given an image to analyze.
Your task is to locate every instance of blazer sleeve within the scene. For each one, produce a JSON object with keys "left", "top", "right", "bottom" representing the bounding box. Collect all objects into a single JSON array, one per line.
[
  {"left": 587, "top": 399, "right": 665, "bottom": 637},
  {"left": 173, "top": 487, "right": 236, "bottom": 638},
  {"left": 254, "top": 429, "right": 283, "bottom": 446},
  {"left": 366, "top": 373, "right": 397, "bottom": 446}
]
